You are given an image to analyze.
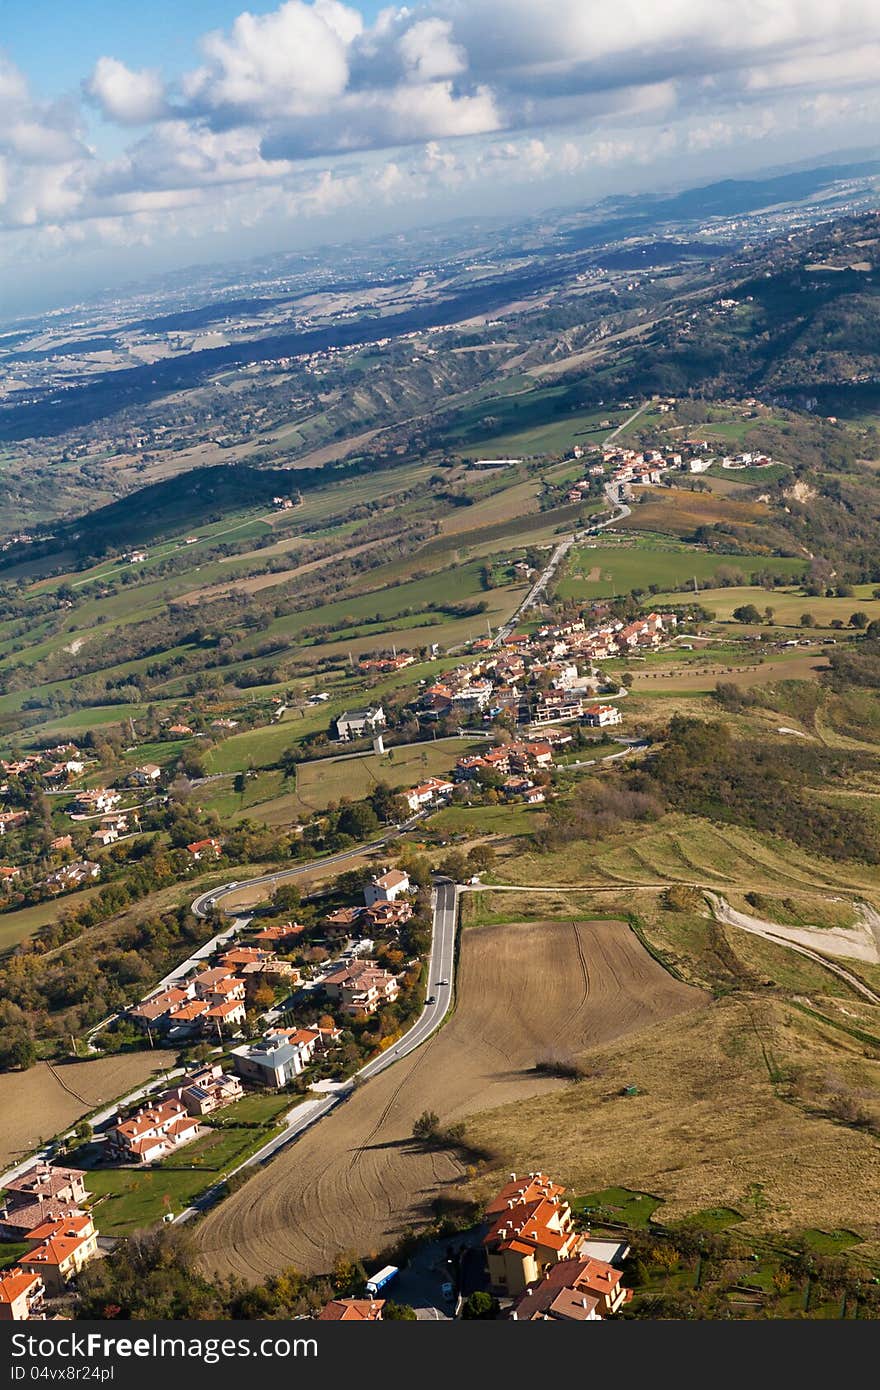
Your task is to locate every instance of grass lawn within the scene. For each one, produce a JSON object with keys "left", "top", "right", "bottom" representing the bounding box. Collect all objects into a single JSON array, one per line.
[
  {"left": 799, "top": 1229, "right": 863, "bottom": 1255},
  {"left": 295, "top": 739, "right": 481, "bottom": 808},
  {"left": 661, "top": 1206, "right": 745, "bottom": 1233},
  {"left": 558, "top": 541, "right": 803, "bottom": 600},
  {"left": 87, "top": 1123, "right": 283, "bottom": 1235},
  {"left": 0, "top": 1241, "right": 31, "bottom": 1270},
  {"left": 428, "top": 802, "right": 545, "bottom": 836},
  {"left": 616, "top": 486, "right": 773, "bottom": 538},
  {"left": 209, "top": 1091, "right": 294, "bottom": 1126},
  {"left": 571, "top": 1186, "right": 662, "bottom": 1228}
]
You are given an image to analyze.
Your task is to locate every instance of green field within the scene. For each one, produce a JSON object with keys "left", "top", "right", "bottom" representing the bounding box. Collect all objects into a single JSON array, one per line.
[
  {"left": 645, "top": 584, "right": 880, "bottom": 629},
  {"left": 427, "top": 801, "right": 546, "bottom": 836},
  {"left": 439, "top": 381, "right": 625, "bottom": 457},
  {"left": 557, "top": 542, "right": 805, "bottom": 600},
  {"left": 0, "top": 887, "right": 104, "bottom": 953},
  {"left": 204, "top": 738, "right": 482, "bottom": 821}
]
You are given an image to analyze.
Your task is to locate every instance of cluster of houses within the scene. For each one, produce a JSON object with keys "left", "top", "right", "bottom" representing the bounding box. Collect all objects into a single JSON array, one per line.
[
  {"left": 126, "top": 942, "right": 296, "bottom": 1040},
  {"left": 483, "top": 1172, "right": 630, "bottom": 1320},
  {"left": 0, "top": 1162, "right": 100, "bottom": 1319},
  {"left": 454, "top": 740, "right": 554, "bottom": 804},
  {"left": 1, "top": 745, "right": 86, "bottom": 787},
  {"left": 121, "top": 866, "right": 414, "bottom": 1101},
  {"left": 411, "top": 615, "right": 660, "bottom": 733},
  {"left": 319, "top": 1169, "right": 632, "bottom": 1323},
  {"left": 107, "top": 1062, "right": 244, "bottom": 1164},
  {"left": 565, "top": 438, "right": 777, "bottom": 503},
  {"left": 358, "top": 653, "right": 415, "bottom": 675}
]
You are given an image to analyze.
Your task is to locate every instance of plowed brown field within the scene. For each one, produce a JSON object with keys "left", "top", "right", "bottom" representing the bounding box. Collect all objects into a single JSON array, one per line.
[
  {"left": 0, "top": 1053, "right": 178, "bottom": 1169},
  {"left": 196, "top": 919, "right": 705, "bottom": 1281}
]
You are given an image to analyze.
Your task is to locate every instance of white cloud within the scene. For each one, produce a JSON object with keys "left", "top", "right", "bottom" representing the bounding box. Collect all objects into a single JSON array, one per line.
[
  {"left": 182, "top": 0, "right": 355, "bottom": 119},
  {"left": 398, "top": 19, "right": 466, "bottom": 83},
  {"left": 6, "top": 0, "right": 880, "bottom": 276},
  {"left": 85, "top": 57, "right": 167, "bottom": 126}
]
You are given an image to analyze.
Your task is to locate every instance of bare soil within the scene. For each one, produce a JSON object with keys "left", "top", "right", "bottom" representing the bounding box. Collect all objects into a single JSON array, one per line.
[
  {"left": 0, "top": 1053, "right": 177, "bottom": 1169},
  {"left": 196, "top": 918, "right": 704, "bottom": 1281}
]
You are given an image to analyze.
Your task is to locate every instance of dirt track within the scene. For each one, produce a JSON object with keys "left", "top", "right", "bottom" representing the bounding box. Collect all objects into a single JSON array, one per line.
[{"left": 196, "top": 919, "right": 704, "bottom": 1281}]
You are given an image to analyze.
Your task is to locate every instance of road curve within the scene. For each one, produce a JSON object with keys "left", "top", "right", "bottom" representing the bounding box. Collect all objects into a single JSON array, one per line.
[{"left": 174, "top": 878, "right": 460, "bottom": 1222}]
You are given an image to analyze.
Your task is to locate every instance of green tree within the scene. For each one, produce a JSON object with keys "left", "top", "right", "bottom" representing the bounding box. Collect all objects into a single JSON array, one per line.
[
  {"left": 461, "top": 1291, "right": 499, "bottom": 1319},
  {"left": 337, "top": 802, "right": 380, "bottom": 840},
  {"left": 412, "top": 1109, "right": 440, "bottom": 1141},
  {"left": 383, "top": 1302, "right": 417, "bottom": 1320},
  {"left": 732, "top": 604, "right": 761, "bottom": 624},
  {"left": 850, "top": 611, "right": 869, "bottom": 629},
  {"left": 273, "top": 883, "right": 302, "bottom": 913},
  {"left": 439, "top": 850, "right": 469, "bottom": 882}
]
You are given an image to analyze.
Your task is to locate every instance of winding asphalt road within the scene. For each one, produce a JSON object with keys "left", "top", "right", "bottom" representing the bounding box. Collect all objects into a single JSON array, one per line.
[{"left": 173, "top": 877, "right": 459, "bottom": 1223}]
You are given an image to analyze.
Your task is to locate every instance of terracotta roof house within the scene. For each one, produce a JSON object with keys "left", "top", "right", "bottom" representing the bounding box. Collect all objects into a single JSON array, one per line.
[
  {"left": 484, "top": 1172, "right": 583, "bottom": 1296},
  {"left": 508, "top": 1257, "right": 630, "bottom": 1320},
  {"left": 318, "top": 1298, "right": 384, "bottom": 1321},
  {"left": 3, "top": 1164, "right": 88, "bottom": 1212},
  {"left": 127, "top": 987, "right": 190, "bottom": 1030},
  {"left": 201, "top": 999, "right": 247, "bottom": 1033},
  {"left": 108, "top": 1099, "right": 201, "bottom": 1165},
  {"left": 20, "top": 1214, "right": 99, "bottom": 1296},
  {"left": 364, "top": 868, "right": 410, "bottom": 906},
  {"left": 0, "top": 1267, "right": 45, "bottom": 1321},
  {"left": 322, "top": 959, "right": 399, "bottom": 1016},
  {"left": 252, "top": 922, "right": 306, "bottom": 948},
  {"left": 172, "top": 1063, "right": 244, "bottom": 1116},
  {"left": 186, "top": 838, "right": 222, "bottom": 860}
]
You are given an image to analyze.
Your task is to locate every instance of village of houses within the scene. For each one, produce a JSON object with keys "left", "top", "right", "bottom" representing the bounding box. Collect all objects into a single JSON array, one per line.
[
  {"left": 0, "top": 588, "right": 683, "bottom": 909},
  {"left": 0, "top": 840, "right": 634, "bottom": 1324},
  {"left": 564, "top": 430, "right": 779, "bottom": 507},
  {"left": 0, "top": 430, "right": 712, "bottom": 1325}
]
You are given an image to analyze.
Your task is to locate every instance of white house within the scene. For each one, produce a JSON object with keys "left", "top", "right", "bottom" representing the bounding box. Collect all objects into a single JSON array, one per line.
[
  {"left": 583, "top": 704, "right": 622, "bottom": 727},
  {"left": 364, "top": 868, "right": 411, "bottom": 905},
  {"left": 335, "top": 706, "right": 386, "bottom": 741}
]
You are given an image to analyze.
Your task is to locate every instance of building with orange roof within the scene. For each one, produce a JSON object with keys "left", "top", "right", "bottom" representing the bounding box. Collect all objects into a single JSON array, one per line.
[
  {"left": 201, "top": 998, "right": 247, "bottom": 1034},
  {"left": 252, "top": 922, "right": 306, "bottom": 948},
  {"left": 3, "top": 1163, "right": 88, "bottom": 1213},
  {"left": 108, "top": 1098, "right": 201, "bottom": 1165},
  {"left": 186, "top": 838, "right": 222, "bottom": 860},
  {"left": 508, "top": 1256, "right": 629, "bottom": 1320},
  {"left": 168, "top": 999, "right": 209, "bottom": 1027},
  {"left": 0, "top": 1267, "right": 45, "bottom": 1321},
  {"left": 20, "top": 1216, "right": 99, "bottom": 1296},
  {"left": 318, "top": 1298, "right": 384, "bottom": 1321},
  {"left": 484, "top": 1172, "right": 583, "bottom": 1295},
  {"left": 127, "top": 987, "right": 191, "bottom": 1030}
]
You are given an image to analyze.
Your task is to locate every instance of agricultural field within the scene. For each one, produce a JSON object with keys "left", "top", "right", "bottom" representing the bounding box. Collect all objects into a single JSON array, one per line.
[
  {"left": 0, "top": 887, "right": 104, "bottom": 955},
  {"left": 647, "top": 584, "right": 880, "bottom": 630},
  {"left": 465, "top": 990, "right": 880, "bottom": 1236},
  {"left": 196, "top": 917, "right": 703, "bottom": 1280},
  {"left": 437, "top": 380, "right": 625, "bottom": 458},
  {"left": 203, "top": 738, "right": 482, "bottom": 823},
  {"left": 0, "top": 1054, "right": 177, "bottom": 1169},
  {"left": 557, "top": 540, "right": 804, "bottom": 600},
  {"left": 616, "top": 486, "right": 776, "bottom": 538}
]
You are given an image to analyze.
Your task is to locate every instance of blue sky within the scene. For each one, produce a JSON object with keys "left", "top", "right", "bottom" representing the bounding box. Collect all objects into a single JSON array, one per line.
[
  {"left": 3, "top": 0, "right": 384, "bottom": 99},
  {"left": 2, "top": 0, "right": 880, "bottom": 315}
]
